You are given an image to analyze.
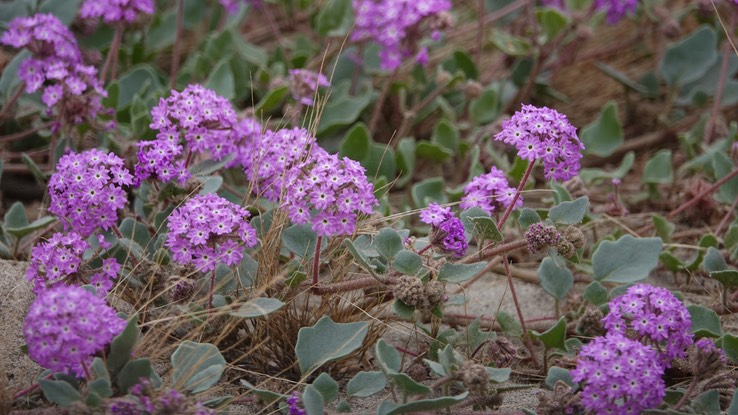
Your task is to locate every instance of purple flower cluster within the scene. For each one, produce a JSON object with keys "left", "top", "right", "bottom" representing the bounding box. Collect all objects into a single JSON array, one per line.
[
  {"left": 287, "top": 391, "right": 307, "bottom": 415},
  {"left": 0, "top": 14, "right": 107, "bottom": 126},
  {"left": 26, "top": 232, "right": 88, "bottom": 294},
  {"left": 136, "top": 84, "right": 239, "bottom": 186},
  {"left": 166, "top": 194, "right": 258, "bottom": 272},
  {"left": 288, "top": 69, "right": 330, "bottom": 106},
  {"left": 420, "top": 203, "right": 468, "bottom": 257},
  {"left": 23, "top": 285, "right": 125, "bottom": 376},
  {"left": 460, "top": 167, "right": 521, "bottom": 214},
  {"left": 241, "top": 127, "right": 316, "bottom": 201},
  {"left": 109, "top": 379, "right": 215, "bottom": 415},
  {"left": 524, "top": 222, "right": 561, "bottom": 254},
  {"left": 594, "top": 0, "right": 639, "bottom": 24},
  {"left": 571, "top": 333, "right": 666, "bottom": 414},
  {"left": 602, "top": 283, "right": 693, "bottom": 366},
  {"left": 694, "top": 337, "right": 727, "bottom": 365},
  {"left": 494, "top": 104, "right": 583, "bottom": 182},
  {"left": 80, "top": 0, "right": 155, "bottom": 24},
  {"left": 351, "top": 0, "right": 452, "bottom": 70},
  {"left": 282, "top": 146, "right": 378, "bottom": 237},
  {"left": 48, "top": 149, "right": 133, "bottom": 236}
]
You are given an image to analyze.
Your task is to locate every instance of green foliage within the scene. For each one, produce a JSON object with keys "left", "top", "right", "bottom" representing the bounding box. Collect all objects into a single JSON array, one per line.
[
  {"left": 107, "top": 317, "right": 140, "bottom": 377},
  {"left": 347, "top": 371, "right": 387, "bottom": 397},
  {"left": 643, "top": 150, "right": 673, "bottom": 185},
  {"left": 375, "top": 227, "right": 404, "bottom": 260},
  {"left": 437, "top": 262, "right": 487, "bottom": 283},
  {"left": 412, "top": 177, "right": 447, "bottom": 207},
  {"left": 296, "top": 316, "right": 369, "bottom": 375},
  {"left": 171, "top": 341, "right": 227, "bottom": 394},
  {"left": 315, "top": 0, "right": 353, "bottom": 36},
  {"left": 117, "top": 358, "right": 153, "bottom": 393},
  {"left": 545, "top": 366, "right": 576, "bottom": 390},
  {"left": 531, "top": 317, "right": 567, "bottom": 350},
  {"left": 580, "top": 101, "right": 623, "bottom": 157},
  {"left": 592, "top": 236, "right": 662, "bottom": 283},
  {"left": 376, "top": 393, "right": 469, "bottom": 415},
  {"left": 537, "top": 258, "right": 573, "bottom": 300},
  {"left": 548, "top": 196, "right": 588, "bottom": 225},
  {"left": 393, "top": 250, "right": 423, "bottom": 275},
  {"left": 39, "top": 379, "right": 81, "bottom": 406},
  {"left": 230, "top": 297, "right": 285, "bottom": 318},
  {"left": 660, "top": 26, "right": 717, "bottom": 87},
  {"left": 687, "top": 304, "right": 722, "bottom": 338}
]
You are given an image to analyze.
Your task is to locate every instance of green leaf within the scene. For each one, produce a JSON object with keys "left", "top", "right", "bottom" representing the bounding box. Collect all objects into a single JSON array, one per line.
[
  {"left": 470, "top": 88, "right": 500, "bottom": 125},
  {"left": 3, "top": 201, "right": 28, "bottom": 230},
  {"left": 416, "top": 141, "right": 454, "bottom": 163},
  {"left": 592, "top": 236, "right": 662, "bottom": 283},
  {"left": 580, "top": 101, "right": 624, "bottom": 157},
  {"left": 548, "top": 196, "right": 589, "bottom": 225},
  {"left": 721, "top": 333, "right": 738, "bottom": 362},
  {"left": 302, "top": 384, "right": 325, "bottom": 415},
  {"left": 595, "top": 62, "right": 651, "bottom": 95},
  {"left": 39, "top": 379, "right": 81, "bottom": 406},
  {"left": 312, "top": 372, "right": 339, "bottom": 403},
  {"left": 545, "top": 366, "right": 576, "bottom": 390},
  {"left": 254, "top": 85, "right": 288, "bottom": 115},
  {"left": 376, "top": 393, "right": 469, "bottom": 415},
  {"left": 172, "top": 341, "right": 227, "bottom": 393},
  {"left": 643, "top": 150, "right": 673, "bottom": 184},
  {"left": 387, "top": 372, "right": 432, "bottom": 396},
  {"left": 411, "top": 177, "right": 447, "bottom": 207},
  {"left": 660, "top": 26, "right": 718, "bottom": 86},
  {"left": 491, "top": 29, "right": 532, "bottom": 56},
  {"left": 240, "top": 380, "right": 286, "bottom": 405},
  {"left": 711, "top": 270, "right": 738, "bottom": 288},
  {"left": 315, "top": 0, "right": 353, "bottom": 36},
  {"left": 364, "top": 143, "right": 397, "bottom": 181},
  {"left": 375, "top": 339, "right": 402, "bottom": 373},
  {"left": 437, "top": 262, "right": 486, "bottom": 283},
  {"left": 347, "top": 371, "right": 386, "bottom": 397},
  {"left": 537, "top": 258, "right": 573, "bottom": 300},
  {"left": 583, "top": 281, "right": 608, "bottom": 306},
  {"left": 687, "top": 304, "right": 723, "bottom": 337},
  {"left": 396, "top": 137, "right": 417, "bottom": 187},
  {"left": 531, "top": 317, "right": 567, "bottom": 350},
  {"left": 652, "top": 214, "right": 675, "bottom": 242},
  {"left": 296, "top": 316, "right": 368, "bottom": 375},
  {"left": 87, "top": 378, "right": 113, "bottom": 398},
  {"left": 283, "top": 224, "right": 322, "bottom": 258},
  {"left": 728, "top": 389, "right": 738, "bottom": 415},
  {"left": 497, "top": 310, "right": 523, "bottom": 337},
  {"left": 317, "top": 87, "right": 372, "bottom": 136},
  {"left": 116, "top": 65, "right": 163, "bottom": 110},
  {"left": 375, "top": 228, "right": 403, "bottom": 260},
  {"left": 486, "top": 367, "right": 511, "bottom": 383},
  {"left": 690, "top": 389, "right": 721, "bottom": 415},
  {"left": 107, "top": 317, "right": 140, "bottom": 376},
  {"left": 116, "top": 358, "right": 152, "bottom": 393},
  {"left": 230, "top": 297, "right": 285, "bottom": 318},
  {"left": 712, "top": 152, "right": 738, "bottom": 204},
  {"left": 518, "top": 208, "right": 541, "bottom": 228},
  {"left": 343, "top": 238, "right": 378, "bottom": 274},
  {"left": 393, "top": 250, "right": 423, "bottom": 275},
  {"left": 579, "top": 151, "right": 635, "bottom": 184},
  {"left": 4, "top": 214, "right": 55, "bottom": 239},
  {"left": 431, "top": 120, "right": 459, "bottom": 153},
  {"left": 464, "top": 215, "right": 503, "bottom": 243},
  {"left": 393, "top": 299, "right": 416, "bottom": 320},
  {"left": 340, "top": 123, "right": 371, "bottom": 162},
  {"left": 206, "top": 59, "right": 235, "bottom": 100},
  {"left": 703, "top": 247, "right": 727, "bottom": 272},
  {"left": 536, "top": 7, "right": 570, "bottom": 42}
]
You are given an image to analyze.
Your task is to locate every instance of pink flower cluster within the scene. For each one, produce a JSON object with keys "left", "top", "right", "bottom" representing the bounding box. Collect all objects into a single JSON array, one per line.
[
  {"left": 166, "top": 194, "right": 258, "bottom": 272},
  {"left": 48, "top": 149, "right": 133, "bottom": 237},
  {"left": 288, "top": 69, "right": 330, "bottom": 106},
  {"left": 460, "top": 167, "right": 520, "bottom": 215},
  {"left": 419, "top": 203, "right": 468, "bottom": 257},
  {"left": 80, "top": 0, "right": 155, "bottom": 24},
  {"left": 0, "top": 14, "right": 107, "bottom": 126},
  {"left": 351, "top": 0, "right": 452, "bottom": 70}
]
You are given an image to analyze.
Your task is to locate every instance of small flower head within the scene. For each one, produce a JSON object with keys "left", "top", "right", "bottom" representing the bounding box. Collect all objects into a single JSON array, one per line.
[
  {"left": 524, "top": 222, "right": 562, "bottom": 254},
  {"left": 287, "top": 391, "right": 307, "bottom": 415},
  {"left": 571, "top": 333, "right": 666, "bottom": 415},
  {"left": 48, "top": 149, "right": 132, "bottom": 236},
  {"left": 494, "top": 104, "right": 583, "bottom": 182},
  {"left": 27, "top": 232, "right": 88, "bottom": 294},
  {"left": 166, "top": 194, "right": 258, "bottom": 272},
  {"left": 23, "top": 285, "right": 126, "bottom": 376},
  {"left": 420, "top": 203, "right": 468, "bottom": 257},
  {"left": 288, "top": 69, "right": 330, "bottom": 106},
  {"left": 282, "top": 146, "right": 378, "bottom": 237},
  {"left": 80, "top": 0, "right": 155, "bottom": 24},
  {"left": 351, "top": 0, "right": 453, "bottom": 70},
  {"left": 461, "top": 167, "right": 521, "bottom": 214},
  {"left": 594, "top": 0, "right": 640, "bottom": 24},
  {"left": 690, "top": 337, "right": 727, "bottom": 374},
  {"left": 602, "top": 283, "right": 693, "bottom": 367}
]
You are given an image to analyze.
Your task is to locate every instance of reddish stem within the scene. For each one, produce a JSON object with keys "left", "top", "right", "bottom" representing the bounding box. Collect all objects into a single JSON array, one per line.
[
  {"left": 312, "top": 235, "right": 323, "bottom": 285},
  {"left": 668, "top": 167, "right": 738, "bottom": 219},
  {"left": 715, "top": 193, "right": 738, "bottom": 237},
  {"left": 0, "top": 121, "right": 55, "bottom": 144},
  {"left": 208, "top": 268, "right": 216, "bottom": 309},
  {"left": 502, "top": 255, "right": 539, "bottom": 369},
  {"left": 0, "top": 82, "right": 25, "bottom": 120},
  {"left": 101, "top": 26, "right": 123, "bottom": 83},
  {"left": 497, "top": 160, "right": 535, "bottom": 230}
]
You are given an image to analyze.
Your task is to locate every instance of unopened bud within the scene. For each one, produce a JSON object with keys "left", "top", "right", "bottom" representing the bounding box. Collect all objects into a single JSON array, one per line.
[
  {"left": 564, "top": 226, "right": 586, "bottom": 249},
  {"left": 463, "top": 80, "right": 483, "bottom": 99},
  {"left": 556, "top": 239, "right": 576, "bottom": 258}
]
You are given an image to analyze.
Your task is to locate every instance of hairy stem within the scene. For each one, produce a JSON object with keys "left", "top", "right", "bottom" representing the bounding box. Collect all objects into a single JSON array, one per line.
[
  {"left": 461, "top": 238, "right": 528, "bottom": 264},
  {"left": 101, "top": 26, "right": 123, "bottom": 83},
  {"left": 715, "top": 193, "right": 738, "bottom": 237},
  {"left": 497, "top": 160, "right": 535, "bottom": 229},
  {"left": 0, "top": 82, "right": 25, "bottom": 120},
  {"left": 312, "top": 235, "right": 322, "bottom": 285},
  {"left": 503, "top": 256, "right": 539, "bottom": 369},
  {"left": 208, "top": 268, "right": 216, "bottom": 309},
  {"left": 668, "top": 167, "right": 738, "bottom": 219},
  {"left": 0, "top": 121, "right": 55, "bottom": 144},
  {"left": 368, "top": 69, "right": 399, "bottom": 133}
]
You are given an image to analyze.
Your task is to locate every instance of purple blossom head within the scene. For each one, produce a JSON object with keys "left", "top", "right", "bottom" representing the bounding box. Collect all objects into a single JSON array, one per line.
[
  {"left": 420, "top": 203, "right": 468, "bottom": 257},
  {"left": 1, "top": 14, "right": 107, "bottom": 125},
  {"left": 494, "top": 104, "right": 583, "bottom": 182},
  {"left": 602, "top": 284, "right": 693, "bottom": 367},
  {"left": 288, "top": 69, "right": 330, "bottom": 106},
  {"left": 282, "top": 146, "right": 378, "bottom": 237},
  {"left": 109, "top": 378, "right": 215, "bottom": 414},
  {"left": 48, "top": 149, "right": 133, "bottom": 236},
  {"left": 461, "top": 167, "right": 521, "bottom": 214},
  {"left": 136, "top": 84, "right": 239, "bottom": 186},
  {"left": 166, "top": 194, "right": 258, "bottom": 272},
  {"left": 27, "top": 232, "right": 88, "bottom": 294},
  {"left": 80, "top": 0, "right": 155, "bottom": 24},
  {"left": 524, "top": 222, "right": 561, "bottom": 254},
  {"left": 240, "top": 127, "right": 316, "bottom": 201},
  {"left": 23, "top": 285, "right": 126, "bottom": 376},
  {"left": 571, "top": 333, "right": 665, "bottom": 414},
  {"left": 594, "top": 0, "right": 639, "bottom": 24},
  {"left": 351, "top": 0, "right": 453, "bottom": 70},
  {"left": 287, "top": 391, "right": 307, "bottom": 415}
]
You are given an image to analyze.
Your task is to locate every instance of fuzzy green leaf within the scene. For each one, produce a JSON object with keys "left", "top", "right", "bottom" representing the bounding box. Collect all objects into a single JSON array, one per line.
[
  {"left": 531, "top": 317, "right": 567, "bottom": 350},
  {"left": 347, "top": 371, "right": 386, "bottom": 397},
  {"left": 518, "top": 208, "right": 542, "bottom": 228},
  {"left": 230, "top": 297, "right": 285, "bottom": 319},
  {"left": 660, "top": 26, "right": 717, "bottom": 86},
  {"left": 375, "top": 339, "right": 402, "bottom": 373},
  {"left": 296, "top": 317, "right": 368, "bottom": 375},
  {"left": 437, "top": 262, "right": 486, "bottom": 283},
  {"left": 377, "top": 393, "right": 469, "bottom": 415},
  {"left": 312, "top": 373, "right": 339, "bottom": 403},
  {"left": 548, "top": 196, "right": 589, "bottom": 225},
  {"left": 537, "top": 258, "right": 573, "bottom": 300},
  {"left": 172, "top": 341, "right": 227, "bottom": 393},
  {"left": 375, "top": 227, "right": 403, "bottom": 260},
  {"left": 580, "top": 101, "right": 623, "bottom": 157},
  {"left": 39, "top": 379, "right": 81, "bottom": 406},
  {"left": 116, "top": 358, "right": 152, "bottom": 393},
  {"left": 688, "top": 304, "right": 723, "bottom": 337},
  {"left": 393, "top": 250, "right": 423, "bottom": 275},
  {"left": 592, "top": 236, "right": 662, "bottom": 283},
  {"left": 583, "top": 281, "right": 608, "bottom": 306},
  {"left": 643, "top": 150, "right": 673, "bottom": 184},
  {"left": 107, "top": 317, "right": 140, "bottom": 377},
  {"left": 545, "top": 366, "right": 576, "bottom": 390},
  {"left": 703, "top": 247, "right": 727, "bottom": 272},
  {"left": 302, "top": 384, "right": 325, "bottom": 415}
]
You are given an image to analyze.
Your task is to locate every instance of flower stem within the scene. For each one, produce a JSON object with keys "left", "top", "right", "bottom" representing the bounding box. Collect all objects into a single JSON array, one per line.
[
  {"left": 497, "top": 160, "right": 535, "bottom": 230},
  {"left": 368, "top": 68, "right": 399, "bottom": 133},
  {"left": 0, "top": 82, "right": 25, "bottom": 120},
  {"left": 208, "top": 268, "right": 216, "bottom": 309},
  {"left": 101, "top": 25, "right": 123, "bottom": 83},
  {"left": 460, "top": 238, "right": 527, "bottom": 264},
  {"left": 668, "top": 167, "right": 738, "bottom": 219},
  {"left": 0, "top": 121, "right": 55, "bottom": 144},
  {"left": 312, "top": 235, "right": 322, "bottom": 285},
  {"left": 502, "top": 255, "right": 540, "bottom": 369}
]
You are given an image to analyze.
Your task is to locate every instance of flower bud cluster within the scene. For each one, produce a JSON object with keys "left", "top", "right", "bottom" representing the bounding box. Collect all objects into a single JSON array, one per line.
[
  {"left": 393, "top": 276, "right": 445, "bottom": 310},
  {"left": 107, "top": 378, "right": 215, "bottom": 414},
  {"left": 288, "top": 69, "right": 330, "bottom": 107}
]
